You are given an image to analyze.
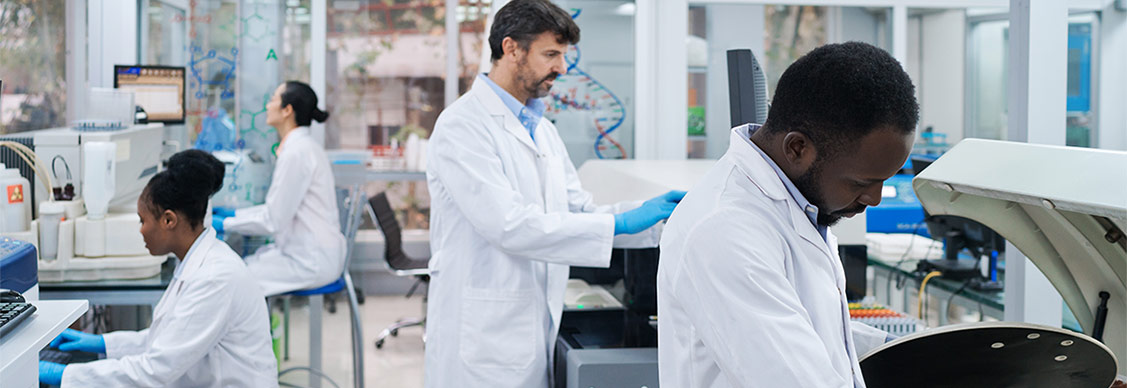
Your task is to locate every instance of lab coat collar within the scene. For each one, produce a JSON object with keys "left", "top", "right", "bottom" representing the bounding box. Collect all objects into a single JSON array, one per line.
[
  {"left": 729, "top": 125, "right": 833, "bottom": 255},
  {"left": 727, "top": 124, "right": 789, "bottom": 202},
  {"left": 175, "top": 228, "right": 217, "bottom": 280},
  {"left": 743, "top": 125, "right": 827, "bottom": 242},
  {"left": 278, "top": 127, "right": 311, "bottom": 156},
  {"left": 469, "top": 77, "right": 538, "bottom": 153}
]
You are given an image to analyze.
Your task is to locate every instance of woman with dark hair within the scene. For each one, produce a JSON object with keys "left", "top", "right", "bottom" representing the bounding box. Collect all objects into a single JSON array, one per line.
[
  {"left": 41, "top": 150, "right": 278, "bottom": 387},
  {"left": 212, "top": 81, "right": 345, "bottom": 296}
]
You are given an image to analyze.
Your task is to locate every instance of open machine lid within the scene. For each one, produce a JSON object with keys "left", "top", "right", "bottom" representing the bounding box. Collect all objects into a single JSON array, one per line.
[{"left": 912, "top": 138, "right": 1127, "bottom": 373}]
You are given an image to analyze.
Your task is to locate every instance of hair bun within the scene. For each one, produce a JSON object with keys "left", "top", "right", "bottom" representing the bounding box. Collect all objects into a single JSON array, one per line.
[
  {"left": 312, "top": 108, "right": 329, "bottom": 123},
  {"left": 166, "top": 149, "right": 225, "bottom": 196}
]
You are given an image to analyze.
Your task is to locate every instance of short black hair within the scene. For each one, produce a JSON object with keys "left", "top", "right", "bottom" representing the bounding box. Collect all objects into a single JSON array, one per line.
[
  {"left": 141, "top": 149, "right": 225, "bottom": 228},
  {"left": 761, "top": 41, "right": 919, "bottom": 159},
  {"left": 489, "top": 0, "right": 580, "bottom": 62},
  {"left": 281, "top": 81, "right": 329, "bottom": 127}
]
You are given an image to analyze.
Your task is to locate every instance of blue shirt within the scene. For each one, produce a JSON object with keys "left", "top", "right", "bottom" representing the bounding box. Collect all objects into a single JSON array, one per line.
[
  {"left": 745, "top": 124, "right": 829, "bottom": 242},
  {"left": 479, "top": 74, "right": 546, "bottom": 141}
]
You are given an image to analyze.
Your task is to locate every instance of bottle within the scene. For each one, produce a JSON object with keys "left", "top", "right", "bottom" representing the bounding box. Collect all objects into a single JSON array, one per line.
[
  {"left": 38, "top": 201, "right": 65, "bottom": 261},
  {"left": 82, "top": 141, "right": 116, "bottom": 220},
  {"left": 0, "top": 163, "right": 30, "bottom": 233}
]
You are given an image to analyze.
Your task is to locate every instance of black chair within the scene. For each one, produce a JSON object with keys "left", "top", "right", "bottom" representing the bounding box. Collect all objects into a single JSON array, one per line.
[{"left": 368, "top": 192, "right": 430, "bottom": 349}]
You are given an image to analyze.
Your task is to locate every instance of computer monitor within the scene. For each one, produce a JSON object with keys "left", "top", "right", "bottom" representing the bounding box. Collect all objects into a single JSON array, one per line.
[
  {"left": 726, "top": 49, "right": 769, "bottom": 128},
  {"left": 912, "top": 154, "right": 1004, "bottom": 290},
  {"left": 113, "top": 65, "right": 185, "bottom": 124}
]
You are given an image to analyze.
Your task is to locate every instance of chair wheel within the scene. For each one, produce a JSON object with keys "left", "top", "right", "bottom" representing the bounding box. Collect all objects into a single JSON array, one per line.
[
  {"left": 375, "top": 339, "right": 385, "bottom": 349},
  {"left": 328, "top": 304, "right": 337, "bottom": 314},
  {"left": 390, "top": 329, "right": 399, "bottom": 336}
]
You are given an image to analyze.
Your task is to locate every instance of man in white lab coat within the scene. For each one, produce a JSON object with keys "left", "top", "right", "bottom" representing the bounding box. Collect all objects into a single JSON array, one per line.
[
  {"left": 658, "top": 42, "right": 919, "bottom": 388},
  {"left": 424, "top": 1, "right": 684, "bottom": 387}
]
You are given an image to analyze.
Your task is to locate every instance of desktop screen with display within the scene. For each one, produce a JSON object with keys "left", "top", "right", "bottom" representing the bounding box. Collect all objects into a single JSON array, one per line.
[{"left": 114, "top": 65, "right": 185, "bottom": 123}]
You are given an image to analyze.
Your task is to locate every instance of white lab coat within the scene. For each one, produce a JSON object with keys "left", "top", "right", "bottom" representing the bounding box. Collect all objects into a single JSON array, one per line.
[
  {"left": 61, "top": 228, "right": 278, "bottom": 387},
  {"left": 224, "top": 127, "right": 346, "bottom": 296},
  {"left": 424, "top": 77, "right": 660, "bottom": 388},
  {"left": 657, "top": 125, "right": 887, "bottom": 388}
]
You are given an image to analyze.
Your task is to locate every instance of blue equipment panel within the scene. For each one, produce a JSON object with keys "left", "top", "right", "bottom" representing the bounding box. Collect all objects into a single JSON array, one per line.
[
  {"left": 1067, "top": 23, "right": 1092, "bottom": 112},
  {"left": 867, "top": 174, "right": 928, "bottom": 236},
  {"left": 0, "top": 237, "right": 37, "bottom": 294}
]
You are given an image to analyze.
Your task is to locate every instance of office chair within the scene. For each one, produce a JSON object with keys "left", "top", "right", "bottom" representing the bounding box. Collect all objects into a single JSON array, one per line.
[
  {"left": 368, "top": 192, "right": 430, "bottom": 349},
  {"left": 278, "top": 183, "right": 366, "bottom": 388}
]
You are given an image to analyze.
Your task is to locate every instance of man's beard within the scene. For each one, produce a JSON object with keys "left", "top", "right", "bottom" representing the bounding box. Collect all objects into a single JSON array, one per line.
[
  {"left": 516, "top": 58, "right": 558, "bottom": 98},
  {"left": 792, "top": 159, "right": 866, "bottom": 227}
]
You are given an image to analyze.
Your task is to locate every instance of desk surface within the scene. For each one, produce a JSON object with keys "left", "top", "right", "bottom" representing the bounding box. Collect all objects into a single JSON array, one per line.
[
  {"left": 0, "top": 300, "right": 88, "bottom": 372},
  {"left": 367, "top": 170, "right": 426, "bottom": 181},
  {"left": 40, "top": 256, "right": 176, "bottom": 291}
]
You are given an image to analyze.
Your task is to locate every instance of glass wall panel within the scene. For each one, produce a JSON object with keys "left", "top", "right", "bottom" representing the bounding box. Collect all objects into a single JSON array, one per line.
[{"left": 0, "top": 0, "right": 68, "bottom": 133}]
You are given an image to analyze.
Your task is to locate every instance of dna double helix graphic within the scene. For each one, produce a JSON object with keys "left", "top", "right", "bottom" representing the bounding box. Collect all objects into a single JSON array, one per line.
[{"left": 544, "top": 9, "right": 628, "bottom": 159}]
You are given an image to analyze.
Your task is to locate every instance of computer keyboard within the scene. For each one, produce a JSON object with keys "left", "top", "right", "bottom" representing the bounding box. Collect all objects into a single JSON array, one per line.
[
  {"left": 0, "top": 301, "right": 36, "bottom": 337},
  {"left": 40, "top": 348, "right": 73, "bottom": 365}
]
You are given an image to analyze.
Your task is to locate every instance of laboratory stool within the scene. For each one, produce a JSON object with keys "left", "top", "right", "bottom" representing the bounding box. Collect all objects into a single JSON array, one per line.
[
  {"left": 278, "top": 182, "right": 366, "bottom": 388},
  {"left": 281, "top": 277, "right": 362, "bottom": 388}
]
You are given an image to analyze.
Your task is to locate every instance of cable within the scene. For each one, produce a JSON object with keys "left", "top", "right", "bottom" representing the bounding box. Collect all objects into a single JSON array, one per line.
[
  {"left": 51, "top": 154, "right": 73, "bottom": 183},
  {"left": 889, "top": 224, "right": 931, "bottom": 293},
  {"left": 0, "top": 141, "right": 55, "bottom": 202},
  {"left": 1, "top": 142, "right": 49, "bottom": 189},
  {"left": 918, "top": 270, "right": 942, "bottom": 320},
  {"left": 944, "top": 279, "right": 973, "bottom": 323}
]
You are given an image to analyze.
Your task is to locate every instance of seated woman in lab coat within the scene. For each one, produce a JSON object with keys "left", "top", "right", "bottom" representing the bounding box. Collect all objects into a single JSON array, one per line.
[
  {"left": 211, "top": 81, "right": 345, "bottom": 296},
  {"left": 40, "top": 149, "right": 277, "bottom": 387}
]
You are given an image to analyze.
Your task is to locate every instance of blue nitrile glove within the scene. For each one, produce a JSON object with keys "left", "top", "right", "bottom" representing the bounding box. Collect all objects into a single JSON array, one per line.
[
  {"left": 212, "top": 207, "right": 236, "bottom": 218},
  {"left": 613, "top": 190, "right": 687, "bottom": 235},
  {"left": 39, "top": 361, "right": 66, "bottom": 386},
  {"left": 50, "top": 328, "right": 106, "bottom": 353}
]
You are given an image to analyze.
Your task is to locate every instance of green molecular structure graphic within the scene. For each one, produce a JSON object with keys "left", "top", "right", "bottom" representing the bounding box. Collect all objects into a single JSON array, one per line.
[
  {"left": 242, "top": 4, "right": 274, "bottom": 42},
  {"left": 238, "top": 92, "right": 278, "bottom": 150}
]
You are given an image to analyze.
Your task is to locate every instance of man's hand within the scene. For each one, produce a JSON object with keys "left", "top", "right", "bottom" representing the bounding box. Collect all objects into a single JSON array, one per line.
[{"left": 613, "top": 190, "right": 687, "bottom": 235}]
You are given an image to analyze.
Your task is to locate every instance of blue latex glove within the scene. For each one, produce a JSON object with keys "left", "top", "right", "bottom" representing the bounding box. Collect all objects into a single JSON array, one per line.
[
  {"left": 39, "top": 361, "right": 66, "bottom": 385},
  {"left": 212, "top": 207, "right": 236, "bottom": 218},
  {"left": 49, "top": 328, "right": 106, "bottom": 353},
  {"left": 212, "top": 214, "right": 227, "bottom": 234},
  {"left": 613, "top": 190, "right": 687, "bottom": 235}
]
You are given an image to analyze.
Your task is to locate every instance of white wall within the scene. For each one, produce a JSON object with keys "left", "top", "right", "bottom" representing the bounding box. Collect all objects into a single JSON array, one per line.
[
  {"left": 1098, "top": 4, "right": 1127, "bottom": 150},
  {"left": 87, "top": 0, "right": 138, "bottom": 88},
  {"left": 839, "top": 7, "right": 883, "bottom": 44},
  {"left": 907, "top": 17, "right": 922, "bottom": 102},
  {"left": 555, "top": 0, "right": 637, "bottom": 164},
  {"left": 704, "top": 4, "right": 764, "bottom": 159},
  {"left": 967, "top": 20, "right": 1009, "bottom": 141},
  {"left": 919, "top": 10, "right": 967, "bottom": 144}
]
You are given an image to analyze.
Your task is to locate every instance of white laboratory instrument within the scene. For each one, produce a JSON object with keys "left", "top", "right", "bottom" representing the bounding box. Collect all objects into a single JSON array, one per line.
[
  {"left": 905, "top": 139, "right": 1126, "bottom": 377},
  {"left": 25, "top": 124, "right": 171, "bottom": 281}
]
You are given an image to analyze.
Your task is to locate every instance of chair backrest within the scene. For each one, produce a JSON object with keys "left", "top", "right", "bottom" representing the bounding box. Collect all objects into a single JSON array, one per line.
[
  {"left": 336, "top": 183, "right": 367, "bottom": 275},
  {"left": 368, "top": 192, "right": 426, "bottom": 272}
]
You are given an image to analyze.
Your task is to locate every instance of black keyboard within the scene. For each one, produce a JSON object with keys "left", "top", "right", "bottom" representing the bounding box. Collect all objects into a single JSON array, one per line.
[
  {"left": 40, "top": 348, "right": 73, "bottom": 365},
  {"left": 0, "top": 302, "right": 36, "bottom": 337}
]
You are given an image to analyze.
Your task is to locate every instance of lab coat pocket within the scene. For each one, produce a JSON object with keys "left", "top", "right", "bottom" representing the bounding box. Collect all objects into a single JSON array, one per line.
[{"left": 459, "top": 288, "right": 538, "bottom": 370}]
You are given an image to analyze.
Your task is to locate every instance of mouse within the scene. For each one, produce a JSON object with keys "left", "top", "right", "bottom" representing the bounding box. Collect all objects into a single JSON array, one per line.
[{"left": 0, "top": 289, "right": 26, "bottom": 303}]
